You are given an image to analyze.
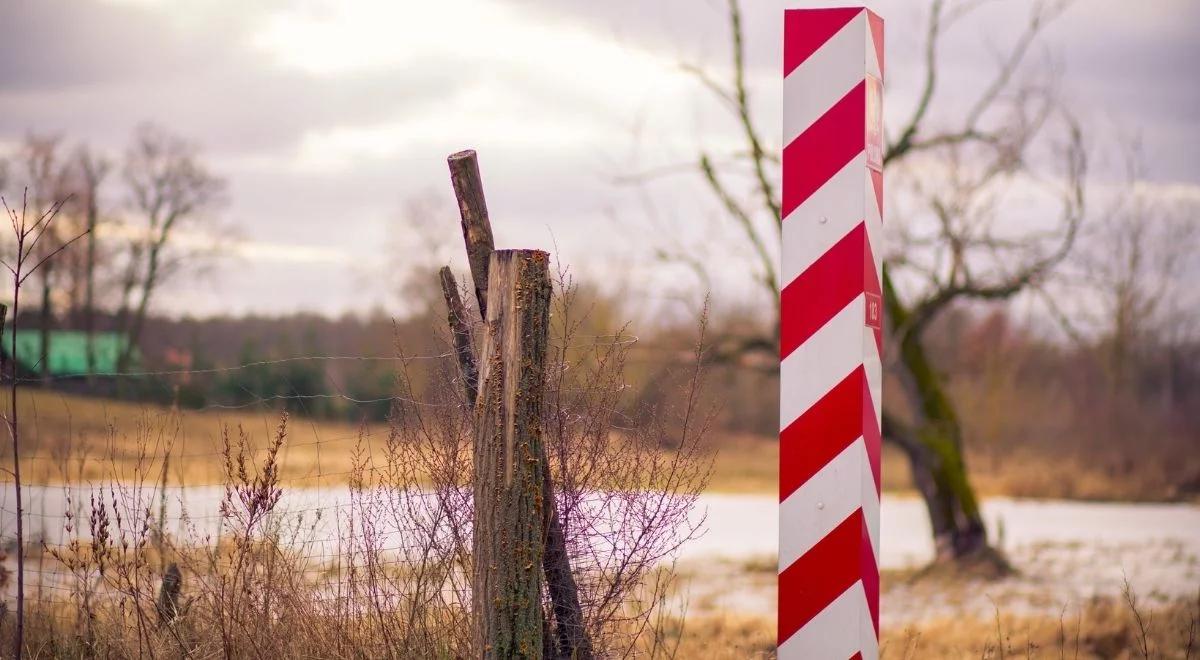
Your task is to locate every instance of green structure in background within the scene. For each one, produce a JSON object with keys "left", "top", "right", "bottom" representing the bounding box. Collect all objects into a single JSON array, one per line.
[{"left": 0, "top": 330, "right": 136, "bottom": 376}]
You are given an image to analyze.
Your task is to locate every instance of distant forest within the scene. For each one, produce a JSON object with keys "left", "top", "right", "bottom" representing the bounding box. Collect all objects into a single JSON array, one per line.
[{"left": 13, "top": 294, "right": 1200, "bottom": 480}]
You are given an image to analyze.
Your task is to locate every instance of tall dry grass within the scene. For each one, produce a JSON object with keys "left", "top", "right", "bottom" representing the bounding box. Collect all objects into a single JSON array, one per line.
[
  {"left": 0, "top": 276, "right": 716, "bottom": 658},
  {"left": 648, "top": 591, "right": 1200, "bottom": 659}
]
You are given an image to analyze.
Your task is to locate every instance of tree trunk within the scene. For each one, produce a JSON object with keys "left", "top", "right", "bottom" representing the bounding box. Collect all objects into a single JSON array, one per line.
[
  {"left": 882, "top": 272, "right": 988, "bottom": 561},
  {"left": 539, "top": 458, "right": 591, "bottom": 660},
  {"left": 473, "top": 250, "right": 551, "bottom": 658},
  {"left": 83, "top": 184, "right": 98, "bottom": 384},
  {"left": 118, "top": 246, "right": 160, "bottom": 374},
  {"left": 38, "top": 264, "right": 53, "bottom": 382}
]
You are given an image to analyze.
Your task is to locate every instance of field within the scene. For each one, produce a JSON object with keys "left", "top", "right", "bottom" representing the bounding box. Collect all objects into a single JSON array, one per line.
[
  {"left": 4, "top": 388, "right": 1199, "bottom": 658},
  {"left": 9, "top": 388, "right": 1198, "bottom": 505},
  {"left": 13, "top": 388, "right": 766, "bottom": 489},
  {"left": 11, "top": 388, "right": 385, "bottom": 487}
]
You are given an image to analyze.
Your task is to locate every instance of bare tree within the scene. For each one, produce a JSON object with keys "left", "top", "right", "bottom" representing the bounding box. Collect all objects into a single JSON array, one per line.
[
  {"left": 68, "top": 147, "right": 111, "bottom": 380},
  {"left": 2, "top": 138, "right": 115, "bottom": 381},
  {"left": 116, "top": 123, "right": 226, "bottom": 371},
  {"left": 1066, "top": 140, "right": 1200, "bottom": 402},
  {"left": 387, "top": 190, "right": 458, "bottom": 317},
  {"left": 14, "top": 134, "right": 74, "bottom": 382},
  {"left": 685, "top": 0, "right": 1084, "bottom": 561}
]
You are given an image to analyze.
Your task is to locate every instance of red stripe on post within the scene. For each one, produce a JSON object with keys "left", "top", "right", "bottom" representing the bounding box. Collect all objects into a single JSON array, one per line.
[
  {"left": 780, "top": 366, "right": 866, "bottom": 501},
  {"left": 784, "top": 8, "right": 863, "bottom": 76},
  {"left": 780, "top": 222, "right": 865, "bottom": 359},
  {"left": 777, "top": 509, "right": 871, "bottom": 644},
  {"left": 782, "top": 81, "right": 867, "bottom": 217},
  {"left": 862, "top": 374, "right": 882, "bottom": 495},
  {"left": 870, "top": 169, "right": 884, "bottom": 218},
  {"left": 860, "top": 515, "right": 880, "bottom": 634},
  {"left": 868, "top": 11, "right": 885, "bottom": 78}
]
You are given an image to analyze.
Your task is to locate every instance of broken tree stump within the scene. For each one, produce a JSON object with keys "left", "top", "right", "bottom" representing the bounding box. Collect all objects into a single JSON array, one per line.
[
  {"left": 472, "top": 249, "right": 552, "bottom": 659},
  {"left": 449, "top": 149, "right": 593, "bottom": 659}
]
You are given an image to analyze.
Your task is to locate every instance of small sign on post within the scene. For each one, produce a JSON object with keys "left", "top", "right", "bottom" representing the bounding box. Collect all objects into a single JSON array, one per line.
[{"left": 780, "top": 7, "right": 883, "bottom": 659}]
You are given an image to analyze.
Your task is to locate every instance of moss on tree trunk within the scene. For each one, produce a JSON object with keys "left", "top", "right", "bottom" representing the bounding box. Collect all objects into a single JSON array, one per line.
[{"left": 882, "top": 270, "right": 988, "bottom": 561}]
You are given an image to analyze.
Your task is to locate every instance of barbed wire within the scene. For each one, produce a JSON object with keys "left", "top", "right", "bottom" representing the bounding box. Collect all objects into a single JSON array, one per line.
[
  {"left": 6, "top": 333, "right": 643, "bottom": 384},
  {"left": 0, "top": 467, "right": 379, "bottom": 492},
  {"left": 10, "top": 352, "right": 456, "bottom": 383},
  {"left": 14, "top": 432, "right": 370, "bottom": 463}
]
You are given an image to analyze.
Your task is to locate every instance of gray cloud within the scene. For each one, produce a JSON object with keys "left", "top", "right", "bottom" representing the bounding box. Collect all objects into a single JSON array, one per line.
[{"left": 0, "top": 0, "right": 1194, "bottom": 317}]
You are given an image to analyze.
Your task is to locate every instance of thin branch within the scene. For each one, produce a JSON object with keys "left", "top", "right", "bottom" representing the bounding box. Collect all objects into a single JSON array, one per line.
[
  {"left": 725, "top": 0, "right": 782, "bottom": 227},
  {"left": 886, "top": 0, "right": 1075, "bottom": 166},
  {"left": 964, "top": 0, "right": 1071, "bottom": 130},
  {"left": 886, "top": 0, "right": 945, "bottom": 165},
  {"left": 699, "top": 154, "right": 779, "bottom": 305},
  {"left": 20, "top": 228, "right": 92, "bottom": 286},
  {"left": 678, "top": 63, "right": 737, "bottom": 111}
]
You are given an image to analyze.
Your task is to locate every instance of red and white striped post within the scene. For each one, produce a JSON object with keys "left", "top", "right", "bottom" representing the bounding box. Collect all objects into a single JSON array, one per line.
[{"left": 779, "top": 8, "right": 884, "bottom": 659}]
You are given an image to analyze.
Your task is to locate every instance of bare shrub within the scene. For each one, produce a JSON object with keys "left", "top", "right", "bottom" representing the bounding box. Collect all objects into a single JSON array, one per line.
[{"left": 9, "top": 269, "right": 714, "bottom": 658}]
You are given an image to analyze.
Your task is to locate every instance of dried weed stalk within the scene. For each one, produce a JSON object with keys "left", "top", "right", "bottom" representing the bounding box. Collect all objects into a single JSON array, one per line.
[{"left": 10, "top": 270, "right": 713, "bottom": 658}]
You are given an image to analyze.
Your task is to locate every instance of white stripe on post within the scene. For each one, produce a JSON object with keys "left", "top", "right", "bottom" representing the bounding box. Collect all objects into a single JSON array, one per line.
[
  {"left": 783, "top": 18, "right": 871, "bottom": 146},
  {"left": 779, "top": 437, "right": 881, "bottom": 569},
  {"left": 780, "top": 8, "right": 883, "bottom": 658},
  {"left": 781, "top": 153, "right": 867, "bottom": 283}
]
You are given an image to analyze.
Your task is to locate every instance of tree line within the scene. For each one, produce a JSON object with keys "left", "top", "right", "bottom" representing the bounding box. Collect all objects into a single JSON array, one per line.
[{"left": 0, "top": 123, "right": 226, "bottom": 377}]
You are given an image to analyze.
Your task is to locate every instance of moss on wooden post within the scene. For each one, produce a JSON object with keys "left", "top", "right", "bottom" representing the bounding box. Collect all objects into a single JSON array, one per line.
[{"left": 473, "top": 249, "right": 551, "bottom": 658}]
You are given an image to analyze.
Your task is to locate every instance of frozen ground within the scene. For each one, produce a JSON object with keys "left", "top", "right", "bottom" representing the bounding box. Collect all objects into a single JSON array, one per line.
[
  {"left": 4, "top": 487, "right": 1198, "bottom": 625},
  {"left": 677, "top": 494, "right": 1200, "bottom": 626}
]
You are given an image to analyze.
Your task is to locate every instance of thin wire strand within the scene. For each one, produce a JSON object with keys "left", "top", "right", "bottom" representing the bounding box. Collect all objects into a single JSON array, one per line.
[
  {"left": 11, "top": 353, "right": 455, "bottom": 383},
  {"left": 7, "top": 334, "right": 639, "bottom": 383}
]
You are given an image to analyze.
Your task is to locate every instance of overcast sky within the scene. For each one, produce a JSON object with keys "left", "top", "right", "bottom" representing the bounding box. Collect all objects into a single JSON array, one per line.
[{"left": 2, "top": 0, "right": 1197, "bottom": 319}]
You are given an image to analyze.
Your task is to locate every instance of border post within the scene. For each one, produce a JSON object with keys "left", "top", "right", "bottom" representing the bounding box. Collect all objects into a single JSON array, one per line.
[{"left": 779, "top": 8, "right": 884, "bottom": 659}]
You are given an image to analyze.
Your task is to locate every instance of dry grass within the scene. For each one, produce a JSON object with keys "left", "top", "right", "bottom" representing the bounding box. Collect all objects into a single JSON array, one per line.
[
  {"left": 883, "top": 593, "right": 1200, "bottom": 659},
  {"left": 655, "top": 594, "right": 1200, "bottom": 659},
  {"left": 13, "top": 388, "right": 388, "bottom": 486},
  {"left": 10, "top": 388, "right": 1199, "bottom": 502},
  {"left": 5, "top": 390, "right": 824, "bottom": 495},
  {"left": 659, "top": 613, "right": 778, "bottom": 659},
  {"left": 13, "top": 388, "right": 726, "bottom": 492},
  {"left": 1, "top": 407, "right": 711, "bottom": 658},
  {"left": 675, "top": 433, "right": 1200, "bottom": 502},
  {"left": 2, "top": 292, "right": 718, "bottom": 657},
  {"left": 966, "top": 445, "right": 1200, "bottom": 503}
]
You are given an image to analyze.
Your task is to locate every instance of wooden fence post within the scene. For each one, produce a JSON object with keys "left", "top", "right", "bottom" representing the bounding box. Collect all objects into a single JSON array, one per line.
[
  {"left": 447, "top": 149, "right": 593, "bottom": 660},
  {"left": 472, "top": 249, "right": 552, "bottom": 658}
]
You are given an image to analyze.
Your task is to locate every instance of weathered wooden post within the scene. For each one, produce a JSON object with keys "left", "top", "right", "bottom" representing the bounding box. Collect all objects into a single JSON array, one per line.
[
  {"left": 448, "top": 151, "right": 497, "bottom": 319},
  {"left": 779, "top": 8, "right": 884, "bottom": 659},
  {"left": 472, "top": 249, "right": 552, "bottom": 658},
  {"left": 446, "top": 150, "right": 592, "bottom": 659},
  {"left": 439, "top": 265, "right": 480, "bottom": 405}
]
